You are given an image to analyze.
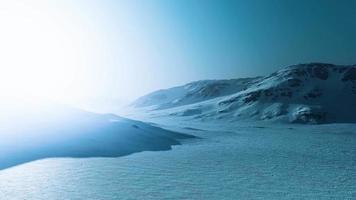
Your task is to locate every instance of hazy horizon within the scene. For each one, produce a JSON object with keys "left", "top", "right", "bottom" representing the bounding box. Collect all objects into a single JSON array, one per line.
[
  {"left": 1, "top": 1, "right": 356, "bottom": 199},
  {"left": 1, "top": 0, "right": 356, "bottom": 108}
]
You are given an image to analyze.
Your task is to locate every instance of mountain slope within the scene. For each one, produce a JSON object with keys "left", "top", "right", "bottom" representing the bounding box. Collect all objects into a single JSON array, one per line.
[
  {"left": 0, "top": 101, "right": 194, "bottom": 170},
  {"left": 129, "top": 63, "right": 356, "bottom": 124},
  {"left": 131, "top": 78, "right": 259, "bottom": 110}
]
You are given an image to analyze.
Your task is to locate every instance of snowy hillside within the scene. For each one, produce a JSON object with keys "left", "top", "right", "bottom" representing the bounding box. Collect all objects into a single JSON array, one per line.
[
  {"left": 0, "top": 101, "right": 193, "bottom": 170},
  {"left": 129, "top": 63, "right": 356, "bottom": 124},
  {"left": 131, "top": 78, "right": 259, "bottom": 110}
]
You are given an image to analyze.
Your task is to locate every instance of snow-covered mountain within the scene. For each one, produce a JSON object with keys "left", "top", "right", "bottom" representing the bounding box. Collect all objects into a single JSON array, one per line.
[
  {"left": 131, "top": 78, "right": 259, "bottom": 110},
  {"left": 129, "top": 63, "right": 356, "bottom": 124}
]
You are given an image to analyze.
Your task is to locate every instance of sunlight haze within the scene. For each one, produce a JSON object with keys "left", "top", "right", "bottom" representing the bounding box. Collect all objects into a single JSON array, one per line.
[{"left": 1, "top": 0, "right": 356, "bottom": 111}]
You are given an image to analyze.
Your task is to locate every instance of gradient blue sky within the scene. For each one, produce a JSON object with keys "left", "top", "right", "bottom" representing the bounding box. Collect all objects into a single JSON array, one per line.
[
  {"left": 78, "top": 0, "right": 356, "bottom": 100},
  {"left": 2, "top": 0, "right": 356, "bottom": 104}
]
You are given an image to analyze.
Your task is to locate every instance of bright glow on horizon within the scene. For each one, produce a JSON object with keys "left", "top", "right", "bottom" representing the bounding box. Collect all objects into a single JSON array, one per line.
[
  {"left": 2, "top": 0, "right": 355, "bottom": 112},
  {"left": 0, "top": 1, "right": 96, "bottom": 103}
]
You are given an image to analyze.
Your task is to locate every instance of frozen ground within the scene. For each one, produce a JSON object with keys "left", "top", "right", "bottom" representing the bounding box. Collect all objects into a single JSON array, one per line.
[
  {"left": 0, "top": 119, "right": 355, "bottom": 200},
  {"left": 0, "top": 102, "right": 193, "bottom": 170}
]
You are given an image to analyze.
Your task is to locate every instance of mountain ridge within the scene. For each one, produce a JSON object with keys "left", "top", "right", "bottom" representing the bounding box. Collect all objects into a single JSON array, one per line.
[{"left": 130, "top": 63, "right": 356, "bottom": 124}]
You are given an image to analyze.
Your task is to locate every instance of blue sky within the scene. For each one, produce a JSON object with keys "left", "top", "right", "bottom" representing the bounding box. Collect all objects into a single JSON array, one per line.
[
  {"left": 81, "top": 0, "right": 356, "bottom": 100},
  {"left": 1, "top": 0, "right": 356, "bottom": 105}
]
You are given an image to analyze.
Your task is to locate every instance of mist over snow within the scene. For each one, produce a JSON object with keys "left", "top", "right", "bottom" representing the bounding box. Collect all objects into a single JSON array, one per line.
[
  {"left": 1, "top": 0, "right": 356, "bottom": 199},
  {"left": 0, "top": 101, "right": 194, "bottom": 170}
]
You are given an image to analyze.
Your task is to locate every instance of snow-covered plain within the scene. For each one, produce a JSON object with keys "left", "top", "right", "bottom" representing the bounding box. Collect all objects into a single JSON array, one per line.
[
  {"left": 1, "top": 63, "right": 356, "bottom": 199},
  {"left": 0, "top": 119, "right": 355, "bottom": 199}
]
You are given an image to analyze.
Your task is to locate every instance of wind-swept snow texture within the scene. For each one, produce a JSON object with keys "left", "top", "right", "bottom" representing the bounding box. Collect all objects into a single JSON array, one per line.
[
  {"left": 131, "top": 63, "right": 356, "bottom": 124},
  {"left": 1, "top": 122, "right": 355, "bottom": 200},
  {"left": 0, "top": 102, "right": 193, "bottom": 170}
]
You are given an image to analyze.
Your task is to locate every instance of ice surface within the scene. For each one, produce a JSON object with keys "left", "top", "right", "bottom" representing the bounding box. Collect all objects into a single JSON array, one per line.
[
  {"left": 0, "top": 102, "right": 193, "bottom": 170},
  {"left": 0, "top": 120, "right": 355, "bottom": 199}
]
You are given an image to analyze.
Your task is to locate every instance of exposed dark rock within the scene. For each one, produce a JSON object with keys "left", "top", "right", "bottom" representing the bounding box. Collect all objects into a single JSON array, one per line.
[
  {"left": 292, "top": 111, "right": 327, "bottom": 124},
  {"left": 263, "top": 89, "right": 273, "bottom": 96},
  {"left": 280, "top": 91, "right": 292, "bottom": 98},
  {"left": 304, "top": 88, "right": 322, "bottom": 99},
  {"left": 313, "top": 66, "right": 329, "bottom": 80},
  {"left": 288, "top": 78, "right": 302, "bottom": 87},
  {"left": 243, "top": 91, "right": 261, "bottom": 103},
  {"left": 342, "top": 68, "right": 356, "bottom": 81},
  {"left": 313, "top": 63, "right": 334, "bottom": 67},
  {"left": 219, "top": 96, "right": 239, "bottom": 106},
  {"left": 293, "top": 69, "right": 308, "bottom": 77},
  {"left": 339, "top": 67, "right": 348, "bottom": 73}
]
